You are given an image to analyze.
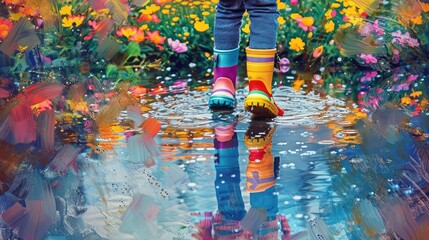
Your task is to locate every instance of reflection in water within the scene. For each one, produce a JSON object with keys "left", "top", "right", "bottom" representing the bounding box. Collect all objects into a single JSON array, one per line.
[{"left": 193, "top": 121, "right": 291, "bottom": 239}]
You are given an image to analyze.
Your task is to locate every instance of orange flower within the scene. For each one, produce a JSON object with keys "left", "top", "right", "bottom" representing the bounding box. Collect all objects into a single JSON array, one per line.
[
  {"left": 146, "top": 30, "right": 166, "bottom": 48},
  {"left": 0, "top": 18, "right": 13, "bottom": 40},
  {"left": 312, "top": 45, "right": 324, "bottom": 58},
  {"left": 117, "top": 26, "right": 138, "bottom": 38},
  {"left": 116, "top": 26, "right": 145, "bottom": 43}
]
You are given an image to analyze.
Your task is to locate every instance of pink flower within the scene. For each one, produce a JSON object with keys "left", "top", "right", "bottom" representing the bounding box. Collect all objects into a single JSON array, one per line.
[
  {"left": 290, "top": 0, "right": 299, "bottom": 6},
  {"left": 372, "top": 20, "right": 384, "bottom": 36},
  {"left": 359, "top": 23, "right": 372, "bottom": 37},
  {"left": 167, "top": 38, "right": 188, "bottom": 53},
  {"left": 391, "top": 30, "right": 419, "bottom": 47},
  {"left": 360, "top": 54, "right": 378, "bottom": 64},
  {"left": 407, "top": 75, "right": 418, "bottom": 82},
  {"left": 275, "top": 57, "right": 290, "bottom": 73},
  {"left": 360, "top": 71, "right": 378, "bottom": 82}
]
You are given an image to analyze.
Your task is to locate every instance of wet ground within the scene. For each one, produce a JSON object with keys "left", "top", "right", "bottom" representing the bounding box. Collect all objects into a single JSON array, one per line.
[{"left": 1, "top": 66, "right": 429, "bottom": 239}]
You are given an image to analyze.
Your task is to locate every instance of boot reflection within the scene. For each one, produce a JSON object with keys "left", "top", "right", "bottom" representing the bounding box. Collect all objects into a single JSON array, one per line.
[
  {"left": 213, "top": 123, "right": 246, "bottom": 239},
  {"left": 242, "top": 121, "right": 282, "bottom": 239}
]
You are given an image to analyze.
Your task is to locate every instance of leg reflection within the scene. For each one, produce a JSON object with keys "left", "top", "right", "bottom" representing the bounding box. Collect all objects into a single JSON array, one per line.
[
  {"left": 213, "top": 123, "right": 246, "bottom": 239},
  {"left": 242, "top": 121, "right": 287, "bottom": 239}
]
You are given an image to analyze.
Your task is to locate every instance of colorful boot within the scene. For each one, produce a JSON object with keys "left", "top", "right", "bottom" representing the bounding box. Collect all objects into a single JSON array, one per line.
[
  {"left": 209, "top": 47, "right": 239, "bottom": 110},
  {"left": 244, "top": 47, "right": 284, "bottom": 117}
]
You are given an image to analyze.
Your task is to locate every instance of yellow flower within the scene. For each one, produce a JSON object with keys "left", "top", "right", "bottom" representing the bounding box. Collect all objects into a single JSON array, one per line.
[
  {"left": 331, "top": 3, "right": 341, "bottom": 8},
  {"left": 277, "top": 1, "right": 288, "bottom": 10},
  {"left": 325, "top": 9, "right": 334, "bottom": 19},
  {"left": 324, "top": 20, "right": 335, "bottom": 33},
  {"left": 140, "top": 4, "right": 160, "bottom": 15},
  {"left": 190, "top": 14, "right": 198, "bottom": 19},
  {"left": 62, "top": 15, "right": 85, "bottom": 28},
  {"left": 401, "top": 95, "right": 412, "bottom": 105},
  {"left": 292, "top": 79, "right": 304, "bottom": 91},
  {"left": 194, "top": 20, "right": 209, "bottom": 32},
  {"left": 202, "top": 11, "right": 210, "bottom": 16},
  {"left": 211, "top": 0, "right": 219, "bottom": 4},
  {"left": 242, "top": 22, "right": 250, "bottom": 34},
  {"left": 302, "top": 17, "right": 314, "bottom": 27},
  {"left": 172, "top": 16, "right": 179, "bottom": 22},
  {"left": 411, "top": 15, "right": 423, "bottom": 25},
  {"left": 140, "top": 24, "right": 149, "bottom": 31},
  {"left": 162, "top": 9, "right": 170, "bottom": 14},
  {"left": 60, "top": 5, "right": 72, "bottom": 16},
  {"left": 277, "top": 16, "right": 286, "bottom": 25},
  {"left": 184, "top": 31, "right": 190, "bottom": 36},
  {"left": 289, "top": 37, "right": 305, "bottom": 52},
  {"left": 308, "top": 32, "right": 313, "bottom": 38},
  {"left": 410, "top": 90, "right": 422, "bottom": 98},
  {"left": 290, "top": 13, "right": 302, "bottom": 19}
]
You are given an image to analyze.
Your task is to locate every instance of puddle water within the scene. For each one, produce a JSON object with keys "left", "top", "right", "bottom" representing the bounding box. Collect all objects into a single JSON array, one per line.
[{"left": 2, "top": 66, "right": 428, "bottom": 239}]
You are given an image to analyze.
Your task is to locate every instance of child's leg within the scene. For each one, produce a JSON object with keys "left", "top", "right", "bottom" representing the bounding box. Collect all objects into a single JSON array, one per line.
[
  {"left": 209, "top": 0, "right": 245, "bottom": 110},
  {"left": 243, "top": 0, "right": 284, "bottom": 117}
]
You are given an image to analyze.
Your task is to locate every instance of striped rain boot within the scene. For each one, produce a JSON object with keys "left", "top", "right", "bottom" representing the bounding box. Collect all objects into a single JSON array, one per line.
[
  {"left": 209, "top": 47, "right": 239, "bottom": 110},
  {"left": 244, "top": 47, "right": 284, "bottom": 117}
]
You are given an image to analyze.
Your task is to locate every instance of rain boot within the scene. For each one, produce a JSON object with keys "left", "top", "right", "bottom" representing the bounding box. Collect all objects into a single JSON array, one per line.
[
  {"left": 244, "top": 47, "right": 284, "bottom": 117},
  {"left": 209, "top": 47, "right": 239, "bottom": 109}
]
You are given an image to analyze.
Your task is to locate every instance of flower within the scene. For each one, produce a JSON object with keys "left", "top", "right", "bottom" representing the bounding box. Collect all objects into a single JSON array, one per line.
[
  {"left": 359, "top": 22, "right": 372, "bottom": 36},
  {"left": 324, "top": 20, "right": 335, "bottom": 33},
  {"left": 325, "top": 9, "right": 336, "bottom": 19},
  {"left": 289, "top": 37, "right": 305, "bottom": 52},
  {"left": 60, "top": 5, "right": 72, "bottom": 16},
  {"left": 277, "top": 16, "right": 286, "bottom": 25},
  {"left": 117, "top": 26, "right": 137, "bottom": 38},
  {"left": 276, "top": 57, "right": 290, "bottom": 73},
  {"left": 154, "top": 0, "right": 172, "bottom": 6},
  {"left": 146, "top": 30, "right": 166, "bottom": 48},
  {"left": 410, "top": 15, "right": 423, "bottom": 25},
  {"left": 277, "top": 1, "right": 288, "bottom": 10},
  {"left": 0, "top": 18, "right": 13, "bottom": 40},
  {"left": 294, "top": 17, "right": 315, "bottom": 31},
  {"left": 138, "top": 13, "right": 160, "bottom": 23},
  {"left": 312, "top": 45, "right": 324, "bottom": 58},
  {"left": 62, "top": 15, "right": 85, "bottom": 28},
  {"left": 372, "top": 20, "right": 384, "bottom": 35},
  {"left": 360, "top": 54, "right": 377, "bottom": 64},
  {"left": 421, "top": 2, "right": 429, "bottom": 12},
  {"left": 391, "top": 30, "right": 419, "bottom": 47},
  {"left": 140, "top": 4, "right": 161, "bottom": 15},
  {"left": 290, "top": 0, "right": 299, "bottom": 6},
  {"left": 194, "top": 20, "right": 209, "bottom": 32},
  {"left": 168, "top": 38, "right": 187, "bottom": 53},
  {"left": 117, "top": 26, "right": 145, "bottom": 43},
  {"left": 360, "top": 71, "right": 377, "bottom": 82}
]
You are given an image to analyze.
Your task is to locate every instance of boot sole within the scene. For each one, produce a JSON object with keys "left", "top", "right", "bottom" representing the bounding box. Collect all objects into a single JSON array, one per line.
[
  {"left": 244, "top": 97, "right": 278, "bottom": 118},
  {"left": 209, "top": 96, "right": 235, "bottom": 110}
]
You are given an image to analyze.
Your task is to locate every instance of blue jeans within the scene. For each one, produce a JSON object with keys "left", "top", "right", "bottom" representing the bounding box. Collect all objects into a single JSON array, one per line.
[{"left": 214, "top": 0, "right": 279, "bottom": 50}]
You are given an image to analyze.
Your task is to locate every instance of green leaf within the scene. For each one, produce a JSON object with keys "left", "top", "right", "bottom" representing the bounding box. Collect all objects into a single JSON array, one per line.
[
  {"left": 127, "top": 42, "right": 141, "bottom": 58},
  {"left": 106, "top": 64, "right": 118, "bottom": 78}
]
